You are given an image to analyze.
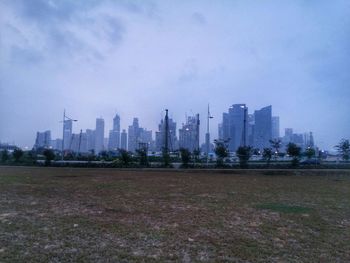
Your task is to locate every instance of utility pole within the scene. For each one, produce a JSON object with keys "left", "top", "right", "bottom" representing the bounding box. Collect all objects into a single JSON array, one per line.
[
  {"left": 164, "top": 109, "right": 169, "bottom": 154},
  {"left": 61, "top": 109, "right": 78, "bottom": 160},
  {"left": 206, "top": 104, "right": 213, "bottom": 166}
]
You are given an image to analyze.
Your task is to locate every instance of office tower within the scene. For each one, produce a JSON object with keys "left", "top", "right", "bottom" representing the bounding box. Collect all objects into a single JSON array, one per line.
[
  {"left": 34, "top": 130, "right": 51, "bottom": 149},
  {"left": 70, "top": 133, "right": 80, "bottom": 153},
  {"left": 220, "top": 104, "right": 248, "bottom": 152},
  {"left": 120, "top": 129, "right": 127, "bottom": 150},
  {"left": 272, "top": 116, "right": 280, "bottom": 139},
  {"left": 178, "top": 114, "right": 200, "bottom": 152},
  {"left": 247, "top": 114, "right": 255, "bottom": 147},
  {"left": 63, "top": 120, "right": 72, "bottom": 150},
  {"left": 86, "top": 129, "right": 95, "bottom": 153},
  {"left": 128, "top": 118, "right": 140, "bottom": 152},
  {"left": 50, "top": 139, "right": 62, "bottom": 150},
  {"left": 283, "top": 128, "right": 293, "bottom": 143},
  {"left": 155, "top": 118, "right": 177, "bottom": 152},
  {"left": 253, "top": 105, "right": 272, "bottom": 150},
  {"left": 94, "top": 118, "right": 105, "bottom": 154},
  {"left": 108, "top": 114, "right": 121, "bottom": 150}
]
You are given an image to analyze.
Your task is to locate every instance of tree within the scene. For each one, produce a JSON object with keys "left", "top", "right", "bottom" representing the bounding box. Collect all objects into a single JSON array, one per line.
[
  {"left": 192, "top": 149, "right": 201, "bottom": 165},
  {"left": 118, "top": 149, "right": 132, "bottom": 166},
  {"left": 162, "top": 148, "right": 171, "bottom": 167},
  {"left": 214, "top": 139, "right": 229, "bottom": 167},
  {"left": 269, "top": 139, "right": 282, "bottom": 159},
  {"left": 136, "top": 146, "right": 148, "bottom": 166},
  {"left": 262, "top": 148, "right": 273, "bottom": 166},
  {"left": 286, "top": 143, "right": 301, "bottom": 167},
  {"left": 305, "top": 147, "right": 316, "bottom": 160},
  {"left": 335, "top": 139, "right": 350, "bottom": 161},
  {"left": 236, "top": 146, "right": 252, "bottom": 168},
  {"left": 1, "top": 149, "right": 9, "bottom": 163},
  {"left": 179, "top": 148, "right": 191, "bottom": 167},
  {"left": 43, "top": 149, "right": 55, "bottom": 166},
  {"left": 13, "top": 148, "right": 24, "bottom": 162}
]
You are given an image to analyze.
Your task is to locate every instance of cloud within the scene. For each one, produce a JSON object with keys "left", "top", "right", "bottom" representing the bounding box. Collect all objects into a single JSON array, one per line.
[{"left": 191, "top": 12, "right": 206, "bottom": 26}]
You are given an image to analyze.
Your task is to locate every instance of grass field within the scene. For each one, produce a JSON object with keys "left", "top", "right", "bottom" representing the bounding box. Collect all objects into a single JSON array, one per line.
[{"left": 1, "top": 167, "right": 350, "bottom": 262}]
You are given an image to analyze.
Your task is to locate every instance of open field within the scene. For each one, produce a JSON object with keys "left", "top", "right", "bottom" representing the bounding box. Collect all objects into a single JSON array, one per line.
[{"left": 1, "top": 167, "right": 350, "bottom": 262}]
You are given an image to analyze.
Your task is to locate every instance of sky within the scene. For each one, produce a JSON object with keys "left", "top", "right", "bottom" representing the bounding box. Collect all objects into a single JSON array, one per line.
[{"left": 0, "top": 0, "right": 349, "bottom": 150}]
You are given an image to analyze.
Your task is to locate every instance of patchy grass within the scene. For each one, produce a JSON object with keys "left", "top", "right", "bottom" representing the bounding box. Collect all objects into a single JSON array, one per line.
[
  {"left": 256, "top": 203, "right": 312, "bottom": 214},
  {"left": 0, "top": 167, "right": 350, "bottom": 262}
]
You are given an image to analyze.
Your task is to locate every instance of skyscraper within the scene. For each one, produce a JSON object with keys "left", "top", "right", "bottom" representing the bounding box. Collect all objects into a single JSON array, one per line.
[
  {"left": 178, "top": 114, "right": 200, "bottom": 152},
  {"left": 86, "top": 129, "right": 95, "bottom": 153},
  {"left": 220, "top": 104, "right": 248, "bottom": 152},
  {"left": 34, "top": 130, "right": 51, "bottom": 149},
  {"left": 272, "top": 116, "right": 280, "bottom": 139},
  {"left": 128, "top": 118, "right": 140, "bottom": 152},
  {"left": 94, "top": 118, "right": 105, "bottom": 154},
  {"left": 253, "top": 105, "right": 272, "bottom": 149},
  {"left": 155, "top": 118, "right": 177, "bottom": 152},
  {"left": 108, "top": 113, "right": 121, "bottom": 150},
  {"left": 63, "top": 120, "right": 72, "bottom": 150},
  {"left": 120, "top": 129, "right": 127, "bottom": 150}
]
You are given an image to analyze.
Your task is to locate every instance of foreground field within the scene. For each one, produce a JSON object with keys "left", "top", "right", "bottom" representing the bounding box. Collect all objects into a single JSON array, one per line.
[{"left": 0, "top": 167, "right": 350, "bottom": 262}]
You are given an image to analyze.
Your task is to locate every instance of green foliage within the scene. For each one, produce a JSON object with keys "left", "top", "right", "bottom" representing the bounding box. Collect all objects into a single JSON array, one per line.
[
  {"left": 286, "top": 143, "right": 301, "bottom": 167},
  {"left": 162, "top": 149, "right": 171, "bottom": 167},
  {"left": 214, "top": 139, "right": 229, "bottom": 167},
  {"left": 305, "top": 147, "right": 316, "bottom": 159},
  {"left": 335, "top": 139, "right": 350, "bottom": 161},
  {"left": 1, "top": 149, "right": 10, "bottom": 163},
  {"left": 179, "top": 148, "right": 191, "bottom": 167},
  {"left": 43, "top": 149, "right": 55, "bottom": 166},
  {"left": 256, "top": 203, "right": 312, "bottom": 214},
  {"left": 13, "top": 148, "right": 24, "bottom": 162},
  {"left": 262, "top": 148, "right": 273, "bottom": 166},
  {"left": 118, "top": 149, "right": 132, "bottom": 166},
  {"left": 269, "top": 139, "right": 282, "bottom": 159},
  {"left": 192, "top": 149, "right": 201, "bottom": 164},
  {"left": 136, "top": 146, "right": 148, "bottom": 166},
  {"left": 236, "top": 146, "right": 252, "bottom": 168}
]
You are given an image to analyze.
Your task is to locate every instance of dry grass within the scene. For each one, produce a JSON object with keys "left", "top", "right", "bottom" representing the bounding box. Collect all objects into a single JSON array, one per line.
[{"left": 0, "top": 167, "right": 350, "bottom": 262}]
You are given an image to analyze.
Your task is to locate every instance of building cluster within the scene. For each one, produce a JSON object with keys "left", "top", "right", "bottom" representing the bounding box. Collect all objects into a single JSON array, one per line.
[{"left": 33, "top": 104, "right": 315, "bottom": 154}]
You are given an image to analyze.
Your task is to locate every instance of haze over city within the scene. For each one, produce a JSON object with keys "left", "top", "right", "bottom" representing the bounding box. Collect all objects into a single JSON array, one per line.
[{"left": 1, "top": 0, "right": 349, "bottom": 150}]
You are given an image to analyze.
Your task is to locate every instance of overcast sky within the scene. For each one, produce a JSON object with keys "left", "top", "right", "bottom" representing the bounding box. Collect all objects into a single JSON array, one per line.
[{"left": 0, "top": 0, "right": 349, "bottom": 150}]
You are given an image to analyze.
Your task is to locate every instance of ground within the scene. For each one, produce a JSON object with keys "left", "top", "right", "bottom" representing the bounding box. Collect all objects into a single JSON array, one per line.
[{"left": 0, "top": 167, "right": 349, "bottom": 262}]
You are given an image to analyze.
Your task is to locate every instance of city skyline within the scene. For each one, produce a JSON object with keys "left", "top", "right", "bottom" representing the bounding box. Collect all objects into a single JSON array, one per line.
[{"left": 1, "top": 0, "right": 349, "bottom": 150}]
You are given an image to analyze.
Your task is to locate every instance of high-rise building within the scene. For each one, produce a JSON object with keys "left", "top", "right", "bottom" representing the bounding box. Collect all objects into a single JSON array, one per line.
[
  {"left": 272, "top": 116, "right": 280, "bottom": 139},
  {"left": 63, "top": 120, "right": 72, "bottom": 150},
  {"left": 220, "top": 104, "right": 248, "bottom": 152},
  {"left": 253, "top": 105, "right": 272, "bottom": 150},
  {"left": 155, "top": 118, "right": 177, "bottom": 152},
  {"left": 120, "top": 129, "right": 127, "bottom": 150},
  {"left": 94, "top": 118, "right": 105, "bottom": 154},
  {"left": 86, "top": 129, "right": 95, "bottom": 153},
  {"left": 178, "top": 114, "right": 200, "bottom": 152},
  {"left": 34, "top": 130, "right": 51, "bottom": 149},
  {"left": 108, "top": 114, "right": 121, "bottom": 151},
  {"left": 128, "top": 118, "right": 140, "bottom": 152}
]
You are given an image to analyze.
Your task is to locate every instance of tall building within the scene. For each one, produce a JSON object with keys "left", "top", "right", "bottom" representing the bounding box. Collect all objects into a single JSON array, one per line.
[
  {"left": 272, "top": 116, "right": 280, "bottom": 139},
  {"left": 178, "top": 114, "right": 200, "bottom": 152},
  {"left": 120, "top": 129, "right": 127, "bottom": 150},
  {"left": 155, "top": 118, "right": 177, "bottom": 152},
  {"left": 34, "top": 130, "right": 51, "bottom": 149},
  {"left": 108, "top": 113, "right": 121, "bottom": 151},
  {"left": 128, "top": 118, "right": 141, "bottom": 152},
  {"left": 220, "top": 104, "right": 248, "bottom": 152},
  {"left": 86, "top": 129, "right": 95, "bottom": 153},
  {"left": 63, "top": 120, "right": 72, "bottom": 150},
  {"left": 94, "top": 118, "right": 105, "bottom": 154},
  {"left": 253, "top": 105, "right": 272, "bottom": 150}
]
